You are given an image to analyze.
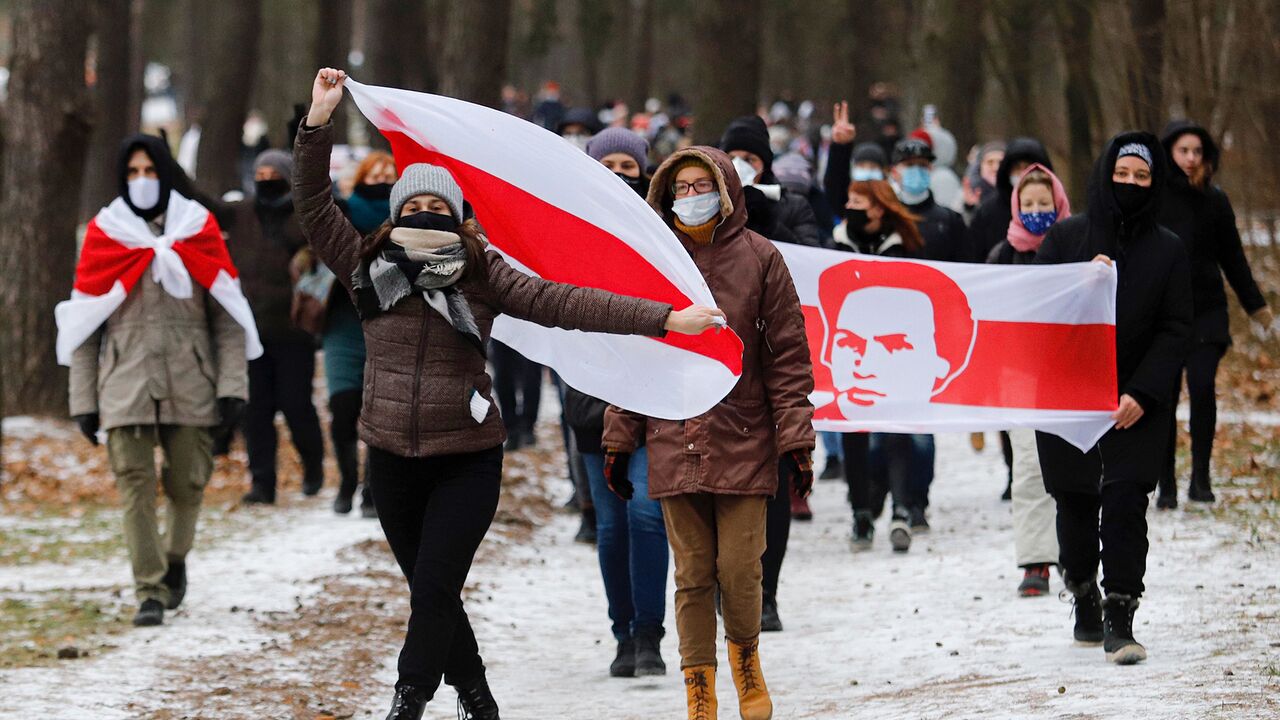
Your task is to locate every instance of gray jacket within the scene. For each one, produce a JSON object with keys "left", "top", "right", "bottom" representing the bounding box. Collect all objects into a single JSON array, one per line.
[{"left": 69, "top": 256, "right": 248, "bottom": 430}]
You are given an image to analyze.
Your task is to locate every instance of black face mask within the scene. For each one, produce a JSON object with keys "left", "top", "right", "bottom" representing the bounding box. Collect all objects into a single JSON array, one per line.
[
  {"left": 616, "top": 172, "right": 649, "bottom": 198},
  {"left": 1113, "top": 183, "right": 1150, "bottom": 216},
  {"left": 397, "top": 209, "right": 459, "bottom": 233},
  {"left": 354, "top": 182, "right": 394, "bottom": 200},
  {"left": 256, "top": 178, "right": 290, "bottom": 202},
  {"left": 844, "top": 208, "right": 871, "bottom": 233}
]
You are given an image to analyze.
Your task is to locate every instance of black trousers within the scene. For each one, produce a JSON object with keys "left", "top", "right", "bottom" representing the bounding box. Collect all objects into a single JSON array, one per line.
[
  {"left": 490, "top": 340, "right": 543, "bottom": 435},
  {"left": 1161, "top": 341, "right": 1226, "bottom": 494},
  {"left": 330, "top": 389, "right": 371, "bottom": 506},
  {"left": 245, "top": 340, "right": 325, "bottom": 497},
  {"left": 762, "top": 464, "right": 789, "bottom": 600},
  {"left": 1054, "top": 482, "right": 1150, "bottom": 597},
  {"left": 843, "top": 433, "right": 911, "bottom": 520},
  {"left": 368, "top": 444, "right": 503, "bottom": 695}
]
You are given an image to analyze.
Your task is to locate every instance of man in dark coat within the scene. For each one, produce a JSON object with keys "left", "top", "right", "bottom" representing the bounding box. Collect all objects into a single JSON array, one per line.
[
  {"left": 720, "top": 115, "right": 823, "bottom": 248},
  {"left": 1034, "top": 131, "right": 1193, "bottom": 667},
  {"left": 890, "top": 138, "right": 968, "bottom": 263},
  {"left": 965, "top": 137, "right": 1053, "bottom": 263},
  {"left": 1155, "top": 120, "right": 1271, "bottom": 506}
]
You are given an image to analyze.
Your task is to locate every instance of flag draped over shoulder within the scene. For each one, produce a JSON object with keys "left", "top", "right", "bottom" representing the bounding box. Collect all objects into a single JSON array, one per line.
[
  {"left": 344, "top": 78, "right": 744, "bottom": 421},
  {"left": 55, "top": 192, "right": 263, "bottom": 366},
  {"left": 778, "top": 243, "right": 1119, "bottom": 450}
]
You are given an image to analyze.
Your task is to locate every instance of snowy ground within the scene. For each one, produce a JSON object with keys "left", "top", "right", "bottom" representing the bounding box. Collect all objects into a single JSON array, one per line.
[{"left": 2, "top": 430, "right": 1278, "bottom": 719}]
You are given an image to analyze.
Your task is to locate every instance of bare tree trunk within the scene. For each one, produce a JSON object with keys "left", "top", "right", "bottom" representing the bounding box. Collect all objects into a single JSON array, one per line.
[
  {"left": 81, "top": 0, "right": 144, "bottom": 222},
  {"left": 1056, "top": 0, "right": 1103, "bottom": 203},
  {"left": 576, "top": 0, "right": 614, "bottom": 108},
  {"left": 1127, "top": 0, "right": 1167, "bottom": 132},
  {"left": 987, "top": 2, "right": 1038, "bottom": 136},
  {"left": 440, "top": 0, "right": 514, "bottom": 107},
  {"left": 934, "top": 0, "right": 987, "bottom": 148},
  {"left": 180, "top": 0, "right": 211, "bottom": 129},
  {"left": 194, "top": 0, "right": 262, "bottom": 195},
  {"left": 314, "top": 0, "right": 354, "bottom": 143},
  {"left": 0, "top": 0, "right": 94, "bottom": 417},
  {"left": 846, "top": 0, "right": 883, "bottom": 111},
  {"left": 363, "top": 0, "right": 431, "bottom": 149},
  {"left": 692, "top": 0, "right": 762, "bottom": 145},
  {"left": 630, "top": 0, "right": 655, "bottom": 110}
]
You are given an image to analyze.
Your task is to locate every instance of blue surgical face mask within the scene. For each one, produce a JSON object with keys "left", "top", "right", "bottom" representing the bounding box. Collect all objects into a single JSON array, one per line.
[
  {"left": 852, "top": 166, "right": 884, "bottom": 182},
  {"left": 899, "top": 165, "right": 932, "bottom": 197},
  {"left": 1018, "top": 210, "right": 1058, "bottom": 235}
]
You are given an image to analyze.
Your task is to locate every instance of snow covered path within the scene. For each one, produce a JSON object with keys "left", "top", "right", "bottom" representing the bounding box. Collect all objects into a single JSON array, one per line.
[{"left": 3, "top": 432, "right": 1277, "bottom": 719}]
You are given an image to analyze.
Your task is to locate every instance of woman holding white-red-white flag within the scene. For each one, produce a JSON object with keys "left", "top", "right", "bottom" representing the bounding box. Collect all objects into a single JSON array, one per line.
[
  {"left": 1034, "top": 132, "right": 1193, "bottom": 666},
  {"left": 295, "top": 68, "right": 724, "bottom": 720}
]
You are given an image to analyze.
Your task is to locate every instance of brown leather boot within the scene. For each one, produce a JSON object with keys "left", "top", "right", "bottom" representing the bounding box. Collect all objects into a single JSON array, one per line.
[
  {"left": 727, "top": 638, "right": 772, "bottom": 720},
  {"left": 683, "top": 665, "right": 717, "bottom": 720}
]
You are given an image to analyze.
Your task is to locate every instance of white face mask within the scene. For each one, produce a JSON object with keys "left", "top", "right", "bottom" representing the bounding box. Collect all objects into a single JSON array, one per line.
[
  {"left": 732, "top": 156, "right": 758, "bottom": 186},
  {"left": 128, "top": 177, "right": 161, "bottom": 211},
  {"left": 564, "top": 133, "right": 592, "bottom": 152},
  {"left": 672, "top": 191, "right": 720, "bottom": 226}
]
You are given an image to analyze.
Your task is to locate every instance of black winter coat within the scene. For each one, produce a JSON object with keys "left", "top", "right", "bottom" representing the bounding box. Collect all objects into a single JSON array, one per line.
[
  {"left": 907, "top": 194, "right": 968, "bottom": 262},
  {"left": 964, "top": 138, "right": 1053, "bottom": 263},
  {"left": 1034, "top": 131, "right": 1193, "bottom": 494},
  {"left": 1158, "top": 121, "right": 1266, "bottom": 345}
]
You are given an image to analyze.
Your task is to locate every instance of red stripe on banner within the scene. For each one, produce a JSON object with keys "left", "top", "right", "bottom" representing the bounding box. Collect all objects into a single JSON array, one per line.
[
  {"left": 803, "top": 305, "right": 1116, "bottom": 412},
  {"left": 379, "top": 128, "right": 744, "bottom": 375},
  {"left": 933, "top": 320, "right": 1117, "bottom": 411}
]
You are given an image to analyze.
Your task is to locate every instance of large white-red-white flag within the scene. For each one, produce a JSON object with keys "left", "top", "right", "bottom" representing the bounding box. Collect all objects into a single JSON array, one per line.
[
  {"left": 345, "top": 79, "right": 745, "bottom": 421},
  {"left": 778, "top": 243, "right": 1118, "bottom": 450},
  {"left": 346, "top": 80, "right": 1119, "bottom": 449}
]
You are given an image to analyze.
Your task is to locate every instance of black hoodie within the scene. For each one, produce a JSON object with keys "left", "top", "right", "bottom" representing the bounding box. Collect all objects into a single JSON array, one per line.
[
  {"left": 1035, "top": 131, "right": 1192, "bottom": 412},
  {"left": 1158, "top": 120, "right": 1265, "bottom": 343},
  {"left": 963, "top": 137, "right": 1053, "bottom": 262},
  {"left": 1033, "top": 131, "right": 1194, "bottom": 494},
  {"left": 117, "top": 134, "right": 176, "bottom": 221}
]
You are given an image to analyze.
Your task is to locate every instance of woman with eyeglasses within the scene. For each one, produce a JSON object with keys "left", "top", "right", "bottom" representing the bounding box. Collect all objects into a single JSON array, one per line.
[{"left": 602, "top": 147, "right": 815, "bottom": 720}]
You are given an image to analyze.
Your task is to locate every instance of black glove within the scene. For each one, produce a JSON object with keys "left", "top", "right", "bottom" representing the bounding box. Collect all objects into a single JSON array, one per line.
[
  {"left": 781, "top": 448, "right": 814, "bottom": 498},
  {"left": 603, "top": 449, "right": 634, "bottom": 501},
  {"left": 742, "top": 185, "right": 777, "bottom": 236},
  {"left": 217, "top": 397, "right": 246, "bottom": 439},
  {"left": 74, "top": 413, "right": 100, "bottom": 446}
]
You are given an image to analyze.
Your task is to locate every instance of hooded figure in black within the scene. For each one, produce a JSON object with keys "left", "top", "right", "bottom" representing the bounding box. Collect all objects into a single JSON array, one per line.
[
  {"left": 720, "top": 115, "right": 822, "bottom": 248},
  {"left": 964, "top": 137, "right": 1053, "bottom": 262},
  {"left": 118, "top": 134, "right": 177, "bottom": 222},
  {"left": 1033, "top": 131, "right": 1192, "bottom": 666},
  {"left": 1155, "top": 120, "right": 1270, "bottom": 507}
]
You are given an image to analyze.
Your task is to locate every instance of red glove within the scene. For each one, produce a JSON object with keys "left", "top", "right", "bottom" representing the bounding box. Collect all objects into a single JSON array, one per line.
[
  {"left": 782, "top": 449, "right": 814, "bottom": 498},
  {"left": 603, "top": 449, "right": 634, "bottom": 501}
]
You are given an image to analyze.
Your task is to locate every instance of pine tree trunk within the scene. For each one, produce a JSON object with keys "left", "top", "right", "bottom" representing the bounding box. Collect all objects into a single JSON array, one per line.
[
  {"left": 80, "top": 0, "right": 144, "bottom": 222},
  {"left": 935, "top": 0, "right": 986, "bottom": 149},
  {"left": 314, "top": 0, "right": 354, "bottom": 143},
  {"left": 440, "top": 0, "right": 514, "bottom": 107},
  {"left": 0, "top": 0, "right": 94, "bottom": 417},
  {"left": 692, "top": 0, "right": 762, "bottom": 145},
  {"left": 1127, "top": 0, "right": 1167, "bottom": 132},
  {"left": 630, "top": 0, "right": 655, "bottom": 111},
  {"left": 1057, "top": 0, "right": 1102, "bottom": 203},
  {"left": 194, "top": 0, "right": 262, "bottom": 195}
]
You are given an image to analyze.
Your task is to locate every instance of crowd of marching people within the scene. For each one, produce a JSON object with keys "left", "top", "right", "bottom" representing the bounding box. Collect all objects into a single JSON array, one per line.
[{"left": 54, "top": 60, "right": 1275, "bottom": 720}]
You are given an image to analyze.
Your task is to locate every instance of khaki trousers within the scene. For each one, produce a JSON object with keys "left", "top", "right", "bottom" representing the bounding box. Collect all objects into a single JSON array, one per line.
[
  {"left": 660, "top": 492, "right": 767, "bottom": 668},
  {"left": 107, "top": 425, "right": 212, "bottom": 603},
  {"left": 1010, "top": 428, "right": 1059, "bottom": 567}
]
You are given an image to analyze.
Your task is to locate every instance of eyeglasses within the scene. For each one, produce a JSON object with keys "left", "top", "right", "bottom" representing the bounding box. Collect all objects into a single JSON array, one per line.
[{"left": 672, "top": 179, "right": 716, "bottom": 197}]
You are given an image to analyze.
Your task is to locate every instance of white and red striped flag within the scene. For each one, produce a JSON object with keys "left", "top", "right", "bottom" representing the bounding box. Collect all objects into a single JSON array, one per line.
[
  {"left": 345, "top": 79, "right": 744, "bottom": 421},
  {"left": 778, "top": 243, "right": 1118, "bottom": 450}
]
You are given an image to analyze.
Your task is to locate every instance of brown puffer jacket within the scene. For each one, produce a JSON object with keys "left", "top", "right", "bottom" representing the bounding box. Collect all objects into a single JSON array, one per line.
[
  {"left": 293, "top": 122, "right": 673, "bottom": 458},
  {"left": 603, "top": 146, "right": 815, "bottom": 498}
]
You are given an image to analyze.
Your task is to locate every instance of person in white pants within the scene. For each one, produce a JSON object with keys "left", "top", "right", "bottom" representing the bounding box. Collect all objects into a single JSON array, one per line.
[{"left": 1011, "top": 428, "right": 1058, "bottom": 596}]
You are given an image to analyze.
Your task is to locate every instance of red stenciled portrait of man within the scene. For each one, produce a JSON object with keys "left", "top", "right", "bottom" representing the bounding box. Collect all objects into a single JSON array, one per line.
[{"left": 813, "top": 258, "right": 976, "bottom": 419}]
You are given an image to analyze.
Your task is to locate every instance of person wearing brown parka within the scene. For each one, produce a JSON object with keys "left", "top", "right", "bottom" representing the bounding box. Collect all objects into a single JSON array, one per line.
[
  {"left": 298, "top": 68, "right": 726, "bottom": 720},
  {"left": 603, "top": 146, "right": 816, "bottom": 720}
]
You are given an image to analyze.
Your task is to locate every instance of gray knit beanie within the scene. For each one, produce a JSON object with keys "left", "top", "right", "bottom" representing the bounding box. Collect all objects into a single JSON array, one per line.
[
  {"left": 390, "top": 163, "right": 465, "bottom": 222},
  {"left": 253, "top": 149, "right": 293, "bottom": 184},
  {"left": 586, "top": 127, "right": 649, "bottom": 169}
]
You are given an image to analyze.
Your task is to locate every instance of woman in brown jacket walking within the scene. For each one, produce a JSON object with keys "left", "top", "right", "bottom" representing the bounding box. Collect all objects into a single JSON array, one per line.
[
  {"left": 298, "top": 69, "right": 723, "bottom": 720},
  {"left": 604, "top": 147, "right": 815, "bottom": 720}
]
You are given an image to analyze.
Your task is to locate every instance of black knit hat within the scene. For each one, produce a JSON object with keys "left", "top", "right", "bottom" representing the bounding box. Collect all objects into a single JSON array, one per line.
[
  {"left": 851, "top": 142, "right": 888, "bottom": 169},
  {"left": 719, "top": 115, "right": 774, "bottom": 172}
]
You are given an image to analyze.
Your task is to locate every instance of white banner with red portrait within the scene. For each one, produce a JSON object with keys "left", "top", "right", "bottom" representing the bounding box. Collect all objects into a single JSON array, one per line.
[{"left": 777, "top": 244, "right": 1119, "bottom": 451}]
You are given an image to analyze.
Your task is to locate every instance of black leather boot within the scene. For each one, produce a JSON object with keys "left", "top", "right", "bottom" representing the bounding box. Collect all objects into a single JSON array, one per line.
[
  {"left": 454, "top": 673, "right": 500, "bottom": 719},
  {"left": 384, "top": 684, "right": 428, "bottom": 720}
]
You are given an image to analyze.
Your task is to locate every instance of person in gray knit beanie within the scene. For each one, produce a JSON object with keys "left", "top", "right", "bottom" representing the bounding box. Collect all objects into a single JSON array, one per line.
[
  {"left": 253, "top": 149, "right": 294, "bottom": 185},
  {"left": 391, "top": 163, "right": 465, "bottom": 221},
  {"left": 586, "top": 127, "right": 650, "bottom": 196}
]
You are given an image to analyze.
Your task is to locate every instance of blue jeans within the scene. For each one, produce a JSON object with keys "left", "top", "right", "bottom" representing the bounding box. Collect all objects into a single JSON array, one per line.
[
  {"left": 582, "top": 447, "right": 668, "bottom": 640},
  {"left": 820, "top": 431, "right": 844, "bottom": 461},
  {"left": 911, "top": 435, "right": 935, "bottom": 509}
]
